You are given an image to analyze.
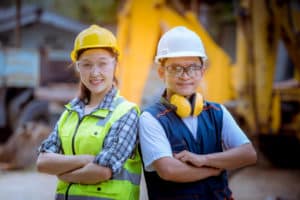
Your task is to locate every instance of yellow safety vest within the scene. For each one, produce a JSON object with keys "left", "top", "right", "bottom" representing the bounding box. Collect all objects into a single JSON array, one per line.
[{"left": 55, "top": 95, "right": 141, "bottom": 200}]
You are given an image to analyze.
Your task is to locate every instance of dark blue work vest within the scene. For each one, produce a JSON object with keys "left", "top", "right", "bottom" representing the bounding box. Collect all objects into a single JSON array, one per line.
[{"left": 143, "top": 100, "right": 232, "bottom": 200}]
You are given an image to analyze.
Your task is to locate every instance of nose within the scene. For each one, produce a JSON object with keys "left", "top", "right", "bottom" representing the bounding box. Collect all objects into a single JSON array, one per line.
[
  {"left": 179, "top": 69, "right": 190, "bottom": 79},
  {"left": 90, "top": 64, "right": 101, "bottom": 75}
]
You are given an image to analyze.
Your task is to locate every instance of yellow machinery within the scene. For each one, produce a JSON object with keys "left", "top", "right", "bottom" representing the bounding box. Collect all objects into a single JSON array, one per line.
[
  {"left": 233, "top": 0, "right": 300, "bottom": 167},
  {"left": 116, "top": 0, "right": 300, "bottom": 167},
  {"left": 116, "top": 0, "right": 233, "bottom": 105}
]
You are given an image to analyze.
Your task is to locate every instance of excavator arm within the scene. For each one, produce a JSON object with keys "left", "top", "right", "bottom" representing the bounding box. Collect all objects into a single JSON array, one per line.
[{"left": 116, "top": 0, "right": 234, "bottom": 105}]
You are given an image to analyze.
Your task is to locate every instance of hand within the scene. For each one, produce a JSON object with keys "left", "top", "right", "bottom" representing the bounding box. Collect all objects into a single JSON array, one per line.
[
  {"left": 79, "top": 155, "right": 95, "bottom": 165},
  {"left": 174, "top": 150, "right": 207, "bottom": 167}
]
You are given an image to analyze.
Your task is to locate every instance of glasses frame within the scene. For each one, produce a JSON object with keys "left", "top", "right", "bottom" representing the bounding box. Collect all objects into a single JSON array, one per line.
[
  {"left": 76, "top": 57, "right": 115, "bottom": 72},
  {"left": 164, "top": 63, "right": 203, "bottom": 77}
]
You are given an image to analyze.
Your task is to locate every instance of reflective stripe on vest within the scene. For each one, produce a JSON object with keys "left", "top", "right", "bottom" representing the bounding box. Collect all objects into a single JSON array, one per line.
[
  {"left": 56, "top": 95, "right": 141, "bottom": 200},
  {"left": 56, "top": 194, "right": 113, "bottom": 200},
  {"left": 113, "top": 157, "right": 141, "bottom": 186}
]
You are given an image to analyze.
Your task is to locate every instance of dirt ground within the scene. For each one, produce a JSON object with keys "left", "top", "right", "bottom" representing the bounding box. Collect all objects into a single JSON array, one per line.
[{"left": 0, "top": 162, "right": 299, "bottom": 200}]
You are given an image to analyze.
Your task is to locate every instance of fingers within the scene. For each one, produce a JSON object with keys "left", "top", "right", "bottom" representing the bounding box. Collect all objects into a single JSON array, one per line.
[
  {"left": 174, "top": 150, "right": 192, "bottom": 163},
  {"left": 174, "top": 151, "right": 206, "bottom": 167},
  {"left": 174, "top": 150, "right": 188, "bottom": 159}
]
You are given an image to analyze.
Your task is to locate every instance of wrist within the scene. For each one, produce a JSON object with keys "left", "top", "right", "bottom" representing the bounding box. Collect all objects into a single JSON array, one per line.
[
  {"left": 203, "top": 155, "right": 209, "bottom": 166},
  {"left": 79, "top": 155, "right": 93, "bottom": 166}
]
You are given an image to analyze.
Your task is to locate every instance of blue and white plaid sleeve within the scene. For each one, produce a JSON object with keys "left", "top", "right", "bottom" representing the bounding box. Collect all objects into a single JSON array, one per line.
[
  {"left": 94, "top": 108, "right": 139, "bottom": 175},
  {"left": 38, "top": 123, "right": 62, "bottom": 153}
]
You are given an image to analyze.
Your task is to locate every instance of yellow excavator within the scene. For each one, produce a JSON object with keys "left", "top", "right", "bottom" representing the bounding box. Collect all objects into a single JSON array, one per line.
[{"left": 116, "top": 0, "right": 300, "bottom": 167}]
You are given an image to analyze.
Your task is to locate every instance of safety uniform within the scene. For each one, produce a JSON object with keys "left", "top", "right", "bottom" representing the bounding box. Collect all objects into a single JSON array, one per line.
[
  {"left": 143, "top": 98, "right": 232, "bottom": 200},
  {"left": 55, "top": 95, "right": 141, "bottom": 200}
]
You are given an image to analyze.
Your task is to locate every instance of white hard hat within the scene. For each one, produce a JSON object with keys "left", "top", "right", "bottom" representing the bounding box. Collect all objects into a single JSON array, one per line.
[{"left": 155, "top": 26, "right": 207, "bottom": 63}]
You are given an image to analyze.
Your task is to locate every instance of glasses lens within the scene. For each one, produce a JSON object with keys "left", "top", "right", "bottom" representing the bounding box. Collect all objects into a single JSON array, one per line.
[
  {"left": 77, "top": 58, "right": 115, "bottom": 72},
  {"left": 165, "top": 64, "right": 202, "bottom": 77},
  {"left": 77, "top": 61, "right": 93, "bottom": 70},
  {"left": 166, "top": 65, "right": 183, "bottom": 76}
]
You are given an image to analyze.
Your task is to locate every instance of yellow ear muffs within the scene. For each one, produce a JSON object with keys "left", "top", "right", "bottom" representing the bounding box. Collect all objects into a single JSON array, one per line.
[
  {"left": 191, "top": 92, "right": 204, "bottom": 117},
  {"left": 170, "top": 93, "right": 203, "bottom": 118},
  {"left": 170, "top": 94, "right": 191, "bottom": 118}
]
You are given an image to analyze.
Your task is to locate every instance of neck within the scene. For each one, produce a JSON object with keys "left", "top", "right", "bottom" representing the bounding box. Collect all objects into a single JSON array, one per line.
[
  {"left": 88, "top": 86, "right": 113, "bottom": 106},
  {"left": 88, "top": 94, "right": 103, "bottom": 107},
  {"left": 166, "top": 90, "right": 192, "bottom": 100}
]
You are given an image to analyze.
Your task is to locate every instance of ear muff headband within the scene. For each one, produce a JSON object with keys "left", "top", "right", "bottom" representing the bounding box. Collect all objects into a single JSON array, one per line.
[{"left": 191, "top": 92, "right": 204, "bottom": 117}]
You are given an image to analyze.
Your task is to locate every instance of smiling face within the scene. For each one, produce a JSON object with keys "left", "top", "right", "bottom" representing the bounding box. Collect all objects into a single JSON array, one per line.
[
  {"left": 77, "top": 48, "right": 116, "bottom": 101},
  {"left": 158, "top": 56, "right": 204, "bottom": 99}
]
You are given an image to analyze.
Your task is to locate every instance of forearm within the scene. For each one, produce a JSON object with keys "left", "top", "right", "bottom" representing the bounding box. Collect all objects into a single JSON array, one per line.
[
  {"left": 58, "top": 162, "right": 112, "bottom": 184},
  {"left": 154, "top": 157, "right": 220, "bottom": 183},
  {"left": 36, "top": 152, "right": 94, "bottom": 175},
  {"left": 205, "top": 143, "right": 257, "bottom": 170}
]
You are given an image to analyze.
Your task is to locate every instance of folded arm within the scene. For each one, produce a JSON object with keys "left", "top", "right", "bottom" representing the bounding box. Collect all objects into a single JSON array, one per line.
[
  {"left": 175, "top": 143, "right": 257, "bottom": 170},
  {"left": 58, "top": 162, "right": 112, "bottom": 184},
  {"left": 153, "top": 156, "right": 221, "bottom": 183},
  {"left": 36, "top": 152, "right": 94, "bottom": 175}
]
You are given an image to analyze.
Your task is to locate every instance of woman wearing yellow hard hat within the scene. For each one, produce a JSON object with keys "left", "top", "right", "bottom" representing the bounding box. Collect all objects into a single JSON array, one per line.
[{"left": 37, "top": 25, "right": 141, "bottom": 200}]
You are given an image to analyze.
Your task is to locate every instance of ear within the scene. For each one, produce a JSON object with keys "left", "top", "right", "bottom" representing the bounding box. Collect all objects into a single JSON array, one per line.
[
  {"left": 75, "top": 63, "right": 80, "bottom": 72},
  {"left": 157, "top": 66, "right": 165, "bottom": 80}
]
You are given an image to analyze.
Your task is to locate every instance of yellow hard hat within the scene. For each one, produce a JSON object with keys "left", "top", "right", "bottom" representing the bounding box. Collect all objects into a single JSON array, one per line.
[{"left": 70, "top": 24, "right": 119, "bottom": 62}]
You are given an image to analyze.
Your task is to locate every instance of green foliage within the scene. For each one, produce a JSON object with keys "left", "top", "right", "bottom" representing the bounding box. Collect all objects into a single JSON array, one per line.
[
  {"left": 3, "top": 0, "right": 120, "bottom": 24},
  {"left": 52, "top": 0, "right": 120, "bottom": 24}
]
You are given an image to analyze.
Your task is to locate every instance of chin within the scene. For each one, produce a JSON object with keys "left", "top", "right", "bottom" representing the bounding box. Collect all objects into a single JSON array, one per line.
[
  {"left": 177, "top": 90, "right": 194, "bottom": 97},
  {"left": 89, "top": 86, "right": 106, "bottom": 93}
]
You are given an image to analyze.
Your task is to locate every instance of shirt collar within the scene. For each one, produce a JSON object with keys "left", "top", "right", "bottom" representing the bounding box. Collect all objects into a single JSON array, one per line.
[{"left": 67, "top": 86, "right": 118, "bottom": 112}]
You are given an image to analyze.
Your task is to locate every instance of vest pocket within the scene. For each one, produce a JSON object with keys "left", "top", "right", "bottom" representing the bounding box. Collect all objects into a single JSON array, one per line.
[
  {"left": 77, "top": 131, "right": 102, "bottom": 155},
  {"left": 79, "top": 182, "right": 117, "bottom": 198}
]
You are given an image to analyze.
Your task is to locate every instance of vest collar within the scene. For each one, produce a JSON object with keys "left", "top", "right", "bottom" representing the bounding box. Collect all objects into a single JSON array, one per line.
[{"left": 64, "top": 88, "right": 124, "bottom": 118}]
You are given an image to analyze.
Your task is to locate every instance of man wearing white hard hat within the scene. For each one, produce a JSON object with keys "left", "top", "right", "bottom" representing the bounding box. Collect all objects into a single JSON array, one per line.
[{"left": 139, "top": 26, "right": 257, "bottom": 200}]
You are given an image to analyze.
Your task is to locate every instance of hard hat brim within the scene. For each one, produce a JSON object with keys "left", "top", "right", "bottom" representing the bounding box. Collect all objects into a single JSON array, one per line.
[{"left": 155, "top": 51, "right": 207, "bottom": 63}]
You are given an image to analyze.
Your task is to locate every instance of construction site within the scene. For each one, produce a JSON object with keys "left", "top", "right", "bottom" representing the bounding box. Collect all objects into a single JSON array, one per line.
[{"left": 0, "top": 0, "right": 300, "bottom": 199}]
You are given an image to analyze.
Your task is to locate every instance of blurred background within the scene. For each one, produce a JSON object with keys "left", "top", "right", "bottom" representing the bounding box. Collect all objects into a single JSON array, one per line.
[{"left": 0, "top": 0, "right": 299, "bottom": 199}]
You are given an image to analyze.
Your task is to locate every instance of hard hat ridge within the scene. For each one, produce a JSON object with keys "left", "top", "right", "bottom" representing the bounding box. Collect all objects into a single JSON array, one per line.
[{"left": 155, "top": 26, "right": 207, "bottom": 63}]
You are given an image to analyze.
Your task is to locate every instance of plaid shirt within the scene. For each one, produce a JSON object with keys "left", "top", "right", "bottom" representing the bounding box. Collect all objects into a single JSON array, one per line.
[{"left": 38, "top": 87, "right": 139, "bottom": 175}]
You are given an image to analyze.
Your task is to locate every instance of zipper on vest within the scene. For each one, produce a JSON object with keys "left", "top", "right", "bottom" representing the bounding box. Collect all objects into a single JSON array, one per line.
[
  {"left": 65, "top": 183, "right": 73, "bottom": 200},
  {"left": 71, "top": 113, "right": 85, "bottom": 155},
  {"left": 67, "top": 113, "right": 84, "bottom": 199}
]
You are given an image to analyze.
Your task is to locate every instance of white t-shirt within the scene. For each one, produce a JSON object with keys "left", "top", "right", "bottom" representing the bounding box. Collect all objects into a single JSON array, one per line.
[{"left": 139, "top": 104, "right": 250, "bottom": 171}]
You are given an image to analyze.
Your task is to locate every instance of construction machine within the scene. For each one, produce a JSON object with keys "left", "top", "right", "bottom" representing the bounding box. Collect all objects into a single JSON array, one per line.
[
  {"left": 0, "top": 48, "right": 50, "bottom": 143},
  {"left": 0, "top": 47, "right": 77, "bottom": 144},
  {"left": 116, "top": 0, "right": 300, "bottom": 167}
]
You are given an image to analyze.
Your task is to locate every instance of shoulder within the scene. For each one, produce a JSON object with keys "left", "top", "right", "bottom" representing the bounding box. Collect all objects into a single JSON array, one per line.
[
  {"left": 114, "top": 97, "right": 140, "bottom": 115},
  {"left": 204, "top": 101, "right": 222, "bottom": 111},
  {"left": 139, "top": 111, "right": 166, "bottom": 136},
  {"left": 203, "top": 101, "right": 224, "bottom": 120},
  {"left": 139, "top": 111, "right": 161, "bottom": 126}
]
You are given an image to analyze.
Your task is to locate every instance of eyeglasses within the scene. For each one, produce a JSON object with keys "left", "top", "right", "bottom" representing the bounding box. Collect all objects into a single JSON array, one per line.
[
  {"left": 76, "top": 58, "right": 115, "bottom": 72},
  {"left": 164, "top": 63, "right": 203, "bottom": 77}
]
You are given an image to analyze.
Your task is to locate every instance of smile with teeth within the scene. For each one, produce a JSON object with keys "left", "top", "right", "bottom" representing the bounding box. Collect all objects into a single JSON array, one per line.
[{"left": 90, "top": 78, "right": 103, "bottom": 85}]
